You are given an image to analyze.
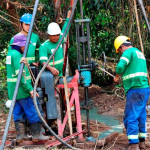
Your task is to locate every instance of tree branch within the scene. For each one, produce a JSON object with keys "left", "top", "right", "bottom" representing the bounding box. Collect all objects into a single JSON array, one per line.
[{"left": 0, "top": 14, "right": 18, "bottom": 26}]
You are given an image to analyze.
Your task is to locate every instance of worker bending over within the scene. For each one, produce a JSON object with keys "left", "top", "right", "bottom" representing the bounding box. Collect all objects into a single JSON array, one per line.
[
  {"left": 6, "top": 34, "right": 49, "bottom": 142},
  {"left": 114, "top": 35, "right": 149, "bottom": 150}
]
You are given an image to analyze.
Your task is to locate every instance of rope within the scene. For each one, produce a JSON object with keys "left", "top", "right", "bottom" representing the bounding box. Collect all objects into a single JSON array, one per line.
[
  {"left": 20, "top": 57, "right": 36, "bottom": 85},
  {"left": 106, "top": 135, "right": 119, "bottom": 150},
  {"left": 114, "top": 87, "right": 125, "bottom": 100}
]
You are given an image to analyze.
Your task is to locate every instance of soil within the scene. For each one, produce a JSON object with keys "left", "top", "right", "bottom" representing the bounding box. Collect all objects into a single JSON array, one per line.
[
  {"left": 78, "top": 85, "right": 150, "bottom": 150},
  {"left": 1, "top": 84, "right": 150, "bottom": 149}
]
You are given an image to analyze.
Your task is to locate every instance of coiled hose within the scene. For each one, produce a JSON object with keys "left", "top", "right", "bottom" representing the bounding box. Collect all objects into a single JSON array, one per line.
[{"left": 33, "top": 0, "right": 78, "bottom": 149}]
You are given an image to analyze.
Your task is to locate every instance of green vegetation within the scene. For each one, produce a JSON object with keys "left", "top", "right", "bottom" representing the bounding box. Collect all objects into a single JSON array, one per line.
[{"left": 0, "top": 0, "right": 150, "bottom": 102}]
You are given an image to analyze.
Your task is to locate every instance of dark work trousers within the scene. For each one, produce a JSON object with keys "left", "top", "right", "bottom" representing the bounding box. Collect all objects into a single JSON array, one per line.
[{"left": 41, "top": 71, "right": 57, "bottom": 119}]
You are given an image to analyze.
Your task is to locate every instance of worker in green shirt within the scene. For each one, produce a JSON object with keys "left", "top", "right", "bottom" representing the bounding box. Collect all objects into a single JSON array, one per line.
[
  {"left": 8, "top": 13, "right": 40, "bottom": 66},
  {"left": 6, "top": 34, "right": 49, "bottom": 142},
  {"left": 39, "top": 10, "right": 71, "bottom": 120},
  {"left": 114, "top": 36, "right": 149, "bottom": 150}
]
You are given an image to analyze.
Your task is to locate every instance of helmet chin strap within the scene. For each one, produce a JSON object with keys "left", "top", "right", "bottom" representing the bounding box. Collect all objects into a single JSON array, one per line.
[
  {"left": 21, "top": 22, "right": 29, "bottom": 33},
  {"left": 22, "top": 27, "right": 29, "bottom": 33}
]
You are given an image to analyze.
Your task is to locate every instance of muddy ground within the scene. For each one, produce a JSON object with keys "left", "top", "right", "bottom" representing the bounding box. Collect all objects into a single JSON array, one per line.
[
  {"left": 1, "top": 85, "right": 150, "bottom": 149},
  {"left": 78, "top": 85, "right": 150, "bottom": 150}
]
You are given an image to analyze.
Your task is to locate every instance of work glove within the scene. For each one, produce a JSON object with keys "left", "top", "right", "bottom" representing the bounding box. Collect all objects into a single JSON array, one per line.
[{"left": 5, "top": 100, "right": 12, "bottom": 108}]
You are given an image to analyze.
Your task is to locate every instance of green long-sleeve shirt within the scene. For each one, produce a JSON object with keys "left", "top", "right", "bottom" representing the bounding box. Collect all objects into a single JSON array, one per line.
[
  {"left": 8, "top": 32, "right": 40, "bottom": 64},
  {"left": 39, "top": 18, "right": 70, "bottom": 76},
  {"left": 6, "top": 49, "right": 33, "bottom": 100},
  {"left": 116, "top": 47, "right": 149, "bottom": 94}
]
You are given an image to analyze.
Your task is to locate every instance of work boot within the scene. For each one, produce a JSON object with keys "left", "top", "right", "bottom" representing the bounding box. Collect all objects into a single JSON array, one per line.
[
  {"left": 31, "top": 123, "right": 49, "bottom": 142},
  {"left": 15, "top": 122, "right": 31, "bottom": 143},
  {"left": 139, "top": 141, "right": 145, "bottom": 149},
  {"left": 127, "top": 144, "right": 140, "bottom": 150}
]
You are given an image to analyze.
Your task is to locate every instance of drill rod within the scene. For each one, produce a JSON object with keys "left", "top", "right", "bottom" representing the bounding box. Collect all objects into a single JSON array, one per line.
[{"left": 97, "top": 67, "right": 115, "bottom": 78}]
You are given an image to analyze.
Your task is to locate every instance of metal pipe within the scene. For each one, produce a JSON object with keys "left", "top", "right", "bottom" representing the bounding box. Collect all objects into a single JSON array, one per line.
[
  {"left": 85, "top": 87, "right": 90, "bottom": 136},
  {"left": 33, "top": 0, "right": 78, "bottom": 149},
  {"left": 62, "top": 37, "right": 69, "bottom": 76},
  {"left": 99, "top": 52, "right": 106, "bottom": 76},
  {"left": 97, "top": 67, "right": 115, "bottom": 78},
  {"left": 76, "top": 23, "right": 81, "bottom": 66},
  {"left": 0, "top": 1, "right": 39, "bottom": 150},
  {"left": 62, "top": 0, "right": 75, "bottom": 76},
  {"left": 86, "top": 22, "right": 91, "bottom": 64},
  {"left": 79, "top": 0, "right": 90, "bottom": 137},
  {"left": 80, "top": 0, "right": 86, "bottom": 65},
  {"left": 54, "top": 0, "right": 60, "bottom": 21},
  {"left": 80, "top": 0, "right": 84, "bottom": 20},
  {"left": 138, "top": 0, "right": 150, "bottom": 33}
]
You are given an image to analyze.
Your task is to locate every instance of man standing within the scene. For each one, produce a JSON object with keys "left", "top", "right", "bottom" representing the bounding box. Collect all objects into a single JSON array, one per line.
[
  {"left": 114, "top": 35, "right": 149, "bottom": 150},
  {"left": 8, "top": 13, "right": 40, "bottom": 66},
  {"left": 6, "top": 34, "right": 49, "bottom": 142}
]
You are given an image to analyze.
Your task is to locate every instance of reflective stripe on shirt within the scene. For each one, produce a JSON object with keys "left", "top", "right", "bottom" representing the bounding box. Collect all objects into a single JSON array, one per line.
[
  {"left": 120, "top": 57, "right": 129, "bottom": 65},
  {"left": 7, "top": 75, "right": 31, "bottom": 82},
  {"left": 40, "top": 57, "right": 48, "bottom": 61},
  {"left": 128, "top": 135, "right": 138, "bottom": 140},
  {"left": 27, "top": 57, "right": 35, "bottom": 61},
  {"left": 49, "top": 58, "right": 64, "bottom": 66},
  {"left": 122, "top": 72, "right": 147, "bottom": 81}
]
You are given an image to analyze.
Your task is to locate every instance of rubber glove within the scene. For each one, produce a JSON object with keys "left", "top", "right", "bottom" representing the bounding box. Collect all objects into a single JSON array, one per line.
[{"left": 5, "top": 100, "right": 12, "bottom": 108}]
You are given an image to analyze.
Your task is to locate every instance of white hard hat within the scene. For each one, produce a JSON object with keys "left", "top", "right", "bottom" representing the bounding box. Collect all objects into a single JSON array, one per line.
[{"left": 47, "top": 22, "right": 61, "bottom": 35}]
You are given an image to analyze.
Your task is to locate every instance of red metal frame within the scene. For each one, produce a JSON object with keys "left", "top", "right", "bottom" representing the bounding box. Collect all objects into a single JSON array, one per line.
[
  {"left": 56, "top": 70, "right": 83, "bottom": 139},
  {"left": 0, "top": 140, "right": 12, "bottom": 146},
  {"left": 54, "top": 0, "right": 60, "bottom": 9},
  {"left": 45, "top": 131, "right": 84, "bottom": 148},
  {"left": 70, "top": 0, "right": 74, "bottom": 9}
]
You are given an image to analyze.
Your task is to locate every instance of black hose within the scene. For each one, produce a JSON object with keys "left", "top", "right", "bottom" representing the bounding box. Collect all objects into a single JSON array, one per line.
[
  {"left": 33, "top": 0, "right": 78, "bottom": 149},
  {"left": 0, "top": 1, "right": 39, "bottom": 150}
]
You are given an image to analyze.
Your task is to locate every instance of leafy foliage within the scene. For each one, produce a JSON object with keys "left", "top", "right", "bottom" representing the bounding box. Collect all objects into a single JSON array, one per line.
[
  {"left": 0, "top": 48, "right": 7, "bottom": 99},
  {"left": 69, "top": 0, "right": 150, "bottom": 85},
  {"left": 1, "top": 0, "right": 150, "bottom": 92}
]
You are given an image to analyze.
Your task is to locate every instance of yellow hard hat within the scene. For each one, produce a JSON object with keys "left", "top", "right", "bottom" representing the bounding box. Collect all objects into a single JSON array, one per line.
[{"left": 114, "top": 36, "right": 130, "bottom": 53}]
